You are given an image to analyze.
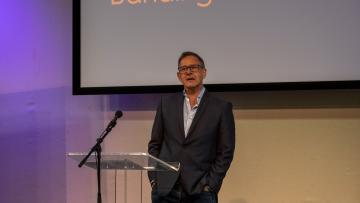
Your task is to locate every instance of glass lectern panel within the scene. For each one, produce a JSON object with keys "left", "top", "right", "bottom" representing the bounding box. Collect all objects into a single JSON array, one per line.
[{"left": 68, "top": 152, "right": 180, "bottom": 172}]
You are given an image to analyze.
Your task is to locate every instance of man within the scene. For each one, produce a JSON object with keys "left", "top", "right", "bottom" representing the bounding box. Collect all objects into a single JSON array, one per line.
[{"left": 148, "top": 51, "right": 235, "bottom": 203}]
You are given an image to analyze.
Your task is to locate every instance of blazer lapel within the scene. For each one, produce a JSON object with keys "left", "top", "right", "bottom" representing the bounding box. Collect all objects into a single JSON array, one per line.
[
  {"left": 185, "top": 91, "right": 209, "bottom": 140},
  {"left": 177, "top": 93, "right": 186, "bottom": 140}
]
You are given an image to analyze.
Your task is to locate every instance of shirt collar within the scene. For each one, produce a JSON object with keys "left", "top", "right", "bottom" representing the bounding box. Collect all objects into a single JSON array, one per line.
[{"left": 183, "top": 87, "right": 206, "bottom": 103}]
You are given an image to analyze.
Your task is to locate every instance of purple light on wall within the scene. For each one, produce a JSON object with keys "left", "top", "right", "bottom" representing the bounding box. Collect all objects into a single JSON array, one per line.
[
  {"left": 0, "top": 1, "right": 71, "bottom": 94},
  {"left": 0, "top": 89, "right": 67, "bottom": 203},
  {"left": 0, "top": 1, "right": 72, "bottom": 203}
]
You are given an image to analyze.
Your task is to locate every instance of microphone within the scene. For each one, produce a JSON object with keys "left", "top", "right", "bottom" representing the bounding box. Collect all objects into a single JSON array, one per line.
[
  {"left": 115, "top": 110, "right": 123, "bottom": 119},
  {"left": 106, "top": 110, "right": 123, "bottom": 131}
]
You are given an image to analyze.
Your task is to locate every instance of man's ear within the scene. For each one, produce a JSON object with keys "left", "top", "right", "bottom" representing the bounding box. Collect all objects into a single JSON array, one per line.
[{"left": 203, "top": 68, "right": 207, "bottom": 79}]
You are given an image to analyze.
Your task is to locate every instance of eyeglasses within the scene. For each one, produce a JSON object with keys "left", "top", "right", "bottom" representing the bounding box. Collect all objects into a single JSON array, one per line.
[{"left": 178, "top": 64, "right": 203, "bottom": 73}]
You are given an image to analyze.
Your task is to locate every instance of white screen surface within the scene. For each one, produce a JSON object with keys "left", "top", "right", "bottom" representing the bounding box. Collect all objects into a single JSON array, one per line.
[{"left": 80, "top": 0, "right": 360, "bottom": 88}]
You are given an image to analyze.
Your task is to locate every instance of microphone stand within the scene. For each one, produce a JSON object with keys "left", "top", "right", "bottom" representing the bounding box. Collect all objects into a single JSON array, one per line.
[{"left": 78, "top": 113, "right": 121, "bottom": 203}]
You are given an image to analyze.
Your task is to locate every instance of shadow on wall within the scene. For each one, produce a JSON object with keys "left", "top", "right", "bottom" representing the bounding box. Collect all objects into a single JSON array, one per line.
[
  {"left": 215, "top": 89, "right": 360, "bottom": 109},
  {"left": 107, "top": 89, "right": 360, "bottom": 111}
]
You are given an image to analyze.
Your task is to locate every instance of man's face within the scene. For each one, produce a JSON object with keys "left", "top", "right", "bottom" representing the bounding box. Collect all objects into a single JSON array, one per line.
[{"left": 177, "top": 55, "right": 207, "bottom": 91}]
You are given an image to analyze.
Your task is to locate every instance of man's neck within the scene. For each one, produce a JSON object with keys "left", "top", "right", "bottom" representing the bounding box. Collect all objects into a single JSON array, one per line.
[
  {"left": 184, "top": 86, "right": 204, "bottom": 108},
  {"left": 184, "top": 85, "right": 203, "bottom": 99}
]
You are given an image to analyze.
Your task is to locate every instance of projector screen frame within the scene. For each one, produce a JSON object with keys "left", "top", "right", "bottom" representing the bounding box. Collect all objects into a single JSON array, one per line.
[{"left": 72, "top": 0, "right": 360, "bottom": 95}]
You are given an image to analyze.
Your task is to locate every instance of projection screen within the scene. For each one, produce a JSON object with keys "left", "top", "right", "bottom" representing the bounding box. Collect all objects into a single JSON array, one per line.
[{"left": 73, "top": 0, "right": 360, "bottom": 94}]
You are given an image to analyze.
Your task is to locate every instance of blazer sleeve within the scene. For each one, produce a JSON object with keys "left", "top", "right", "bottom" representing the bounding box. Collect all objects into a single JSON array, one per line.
[
  {"left": 147, "top": 98, "right": 164, "bottom": 183},
  {"left": 207, "top": 102, "right": 235, "bottom": 192}
]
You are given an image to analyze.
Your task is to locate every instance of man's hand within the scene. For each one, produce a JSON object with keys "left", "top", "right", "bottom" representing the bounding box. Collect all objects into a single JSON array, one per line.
[
  {"left": 203, "top": 185, "right": 211, "bottom": 192},
  {"left": 150, "top": 180, "right": 156, "bottom": 189}
]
